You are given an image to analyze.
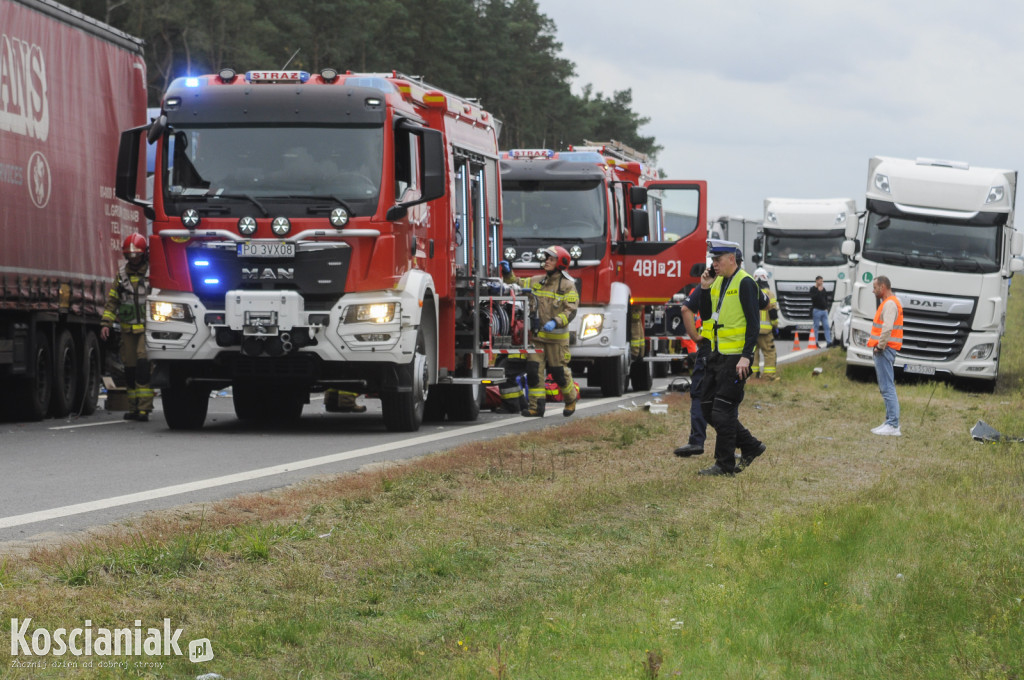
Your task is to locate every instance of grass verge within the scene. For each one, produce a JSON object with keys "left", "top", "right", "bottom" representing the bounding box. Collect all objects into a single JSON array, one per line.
[{"left": 3, "top": 293, "right": 1024, "bottom": 679}]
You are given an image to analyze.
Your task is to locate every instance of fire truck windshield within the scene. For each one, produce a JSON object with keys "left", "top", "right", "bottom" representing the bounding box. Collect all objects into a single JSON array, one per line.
[
  {"left": 861, "top": 213, "right": 1000, "bottom": 273},
  {"left": 501, "top": 180, "right": 606, "bottom": 241},
  {"left": 763, "top": 229, "right": 847, "bottom": 267},
  {"left": 164, "top": 125, "right": 383, "bottom": 216}
]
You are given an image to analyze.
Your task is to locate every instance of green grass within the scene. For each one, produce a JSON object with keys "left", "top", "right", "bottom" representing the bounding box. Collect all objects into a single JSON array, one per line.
[{"left": 3, "top": 293, "right": 1024, "bottom": 678}]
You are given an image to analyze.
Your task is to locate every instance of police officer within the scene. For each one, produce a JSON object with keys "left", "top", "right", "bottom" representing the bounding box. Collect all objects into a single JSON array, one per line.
[
  {"left": 101, "top": 233, "right": 154, "bottom": 421},
  {"left": 696, "top": 240, "right": 766, "bottom": 476},
  {"left": 751, "top": 267, "right": 779, "bottom": 380},
  {"left": 501, "top": 246, "right": 579, "bottom": 417}
]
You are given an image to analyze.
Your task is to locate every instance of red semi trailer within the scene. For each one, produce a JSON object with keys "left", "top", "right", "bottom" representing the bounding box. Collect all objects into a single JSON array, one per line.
[{"left": 0, "top": 0, "right": 147, "bottom": 420}]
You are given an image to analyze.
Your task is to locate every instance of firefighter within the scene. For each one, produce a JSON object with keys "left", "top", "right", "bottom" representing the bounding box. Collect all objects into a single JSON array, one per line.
[
  {"left": 500, "top": 246, "right": 579, "bottom": 417},
  {"left": 324, "top": 390, "right": 367, "bottom": 413},
  {"left": 100, "top": 233, "right": 154, "bottom": 421},
  {"left": 751, "top": 267, "right": 779, "bottom": 380}
]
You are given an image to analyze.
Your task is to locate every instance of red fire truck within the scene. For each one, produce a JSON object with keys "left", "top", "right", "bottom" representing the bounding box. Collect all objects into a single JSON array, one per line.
[
  {"left": 1, "top": 0, "right": 147, "bottom": 421},
  {"left": 499, "top": 141, "right": 706, "bottom": 395},
  {"left": 115, "top": 69, "right": 505, "bottom": 431}
]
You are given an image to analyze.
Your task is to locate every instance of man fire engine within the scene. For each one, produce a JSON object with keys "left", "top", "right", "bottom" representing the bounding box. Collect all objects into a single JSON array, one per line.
[{"left": 116, "top": 69, "right": 509, "bottom": 431}]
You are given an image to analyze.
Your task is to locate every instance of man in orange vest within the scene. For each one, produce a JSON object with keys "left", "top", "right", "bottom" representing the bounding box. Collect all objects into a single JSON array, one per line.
[{"left": 867, "top": 276, "right": 903, "bottom": 436}]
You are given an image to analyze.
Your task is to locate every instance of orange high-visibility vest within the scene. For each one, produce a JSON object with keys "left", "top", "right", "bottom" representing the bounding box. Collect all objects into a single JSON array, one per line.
[{"left": 867, "top": 294, "right": 903, "bottom": 350}]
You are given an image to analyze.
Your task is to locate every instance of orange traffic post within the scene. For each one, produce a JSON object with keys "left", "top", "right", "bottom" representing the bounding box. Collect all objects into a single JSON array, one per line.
[
  {"left": 792, "top": 331, "right": 801, "bottom": 351},
  {"left": 808, "top": 327, "right": 818, "bottom": 350}
]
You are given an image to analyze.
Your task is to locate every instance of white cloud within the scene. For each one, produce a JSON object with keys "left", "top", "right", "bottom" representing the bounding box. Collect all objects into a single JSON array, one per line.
[{"left": 538, "top": 0, "right": 1024, "bottom": 221}]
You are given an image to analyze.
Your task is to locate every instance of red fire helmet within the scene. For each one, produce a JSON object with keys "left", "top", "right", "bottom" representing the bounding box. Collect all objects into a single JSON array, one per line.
[
  {"left": 122, "top": 232, "right": 148, "bottom": 254},
  {"left": 540, "top": 245, "right": 571, "bottom": 271}
]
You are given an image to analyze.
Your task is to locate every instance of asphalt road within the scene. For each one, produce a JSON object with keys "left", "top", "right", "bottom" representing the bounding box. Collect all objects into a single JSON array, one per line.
[{"left": 0, "top": 343, "right": 824, "bottom": 550}]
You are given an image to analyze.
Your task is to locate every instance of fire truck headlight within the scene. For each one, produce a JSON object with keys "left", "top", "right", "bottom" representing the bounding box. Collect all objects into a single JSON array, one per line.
[
  {"left": 986, "top": 186, "right": 1005, "bottom": 204},
  {"left": 271, "top": 217, "right": 291, "bottom": 236},
  {"left": 966, "top": 343, "right": 994, "bottom": 360},
  {"left": 344, "top": 303, "right": 398, "bottom": 324},
  {"left": 834, "top": 211, "right": 847, "bottom": 225},
  {"left": 150, "top": 301, "right": 193, "bottom": 323},
  {"left": 503, "top": 246, "right": 517, "bottom": 261},
  {"left": 851, "top": 329, "right": 871, "bottom": 347},
  {"left": 580, "top": 314, "right": 604, "bottom": 339},
  {"left": 874, "top": 173, "right": 891, "bottom": 194},
  {"left": 569, "top": 245, "right": 583, "bottom": 259},
  {"left": 330, "top": 208, "right": 349, "bottom": 228}
]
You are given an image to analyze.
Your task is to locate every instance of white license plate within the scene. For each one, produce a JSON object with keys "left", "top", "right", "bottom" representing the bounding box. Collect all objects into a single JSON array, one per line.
[
  {"left": 238, "top": 242, "right": 295, "bottom": 258},
  {"left": 903, "top": 363, "right": 935, "bottom": 375}
]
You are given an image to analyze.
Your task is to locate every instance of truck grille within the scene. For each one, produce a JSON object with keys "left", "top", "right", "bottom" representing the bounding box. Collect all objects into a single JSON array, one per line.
[
  {"left": 897, "top": 309, "right": 971, "bottom": 362},
  {"left": 777, "top": 291, "right": 813, "bottom": 322}
]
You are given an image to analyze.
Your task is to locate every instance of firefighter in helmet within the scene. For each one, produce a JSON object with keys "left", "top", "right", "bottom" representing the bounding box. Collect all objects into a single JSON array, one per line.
[
  {"left": 101, "top": 233, "right": 154, "bottom": 421},
  {"left": 500, "top": 245, "right": 579, "bottom": 417}
]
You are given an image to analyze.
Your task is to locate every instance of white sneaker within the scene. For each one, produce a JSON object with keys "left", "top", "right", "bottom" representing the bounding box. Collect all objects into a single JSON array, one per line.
[
  {"left": 870, "top": 424, "right": 887, "bottom": 434},
  {"left": 873, "top": 424, "right": 901, "bottom": 436}
]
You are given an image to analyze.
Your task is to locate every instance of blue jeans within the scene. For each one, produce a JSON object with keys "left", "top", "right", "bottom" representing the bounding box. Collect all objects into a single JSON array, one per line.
[
  {"left": 812, "top": 308, "right": 832, "bottom": 345},
  {"left": 873, "top": 347, "right": 900, "bottom": 427}
]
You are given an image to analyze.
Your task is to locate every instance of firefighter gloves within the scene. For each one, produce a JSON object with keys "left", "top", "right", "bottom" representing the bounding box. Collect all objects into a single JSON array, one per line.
[
  {"left": 542, "top": 320, "right": 557, "bottom": 332},
  {"left": 499, "top": 260, "right": 511, "bottom": 275}
]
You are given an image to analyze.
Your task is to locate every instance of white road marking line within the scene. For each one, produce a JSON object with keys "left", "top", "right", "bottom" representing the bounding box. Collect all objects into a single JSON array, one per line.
[
  {"left": 49, "top": 419, "right": 127, "bottom": 431},
  {"left": 1, "top": 393, "right": 627, "bottom": 530}
]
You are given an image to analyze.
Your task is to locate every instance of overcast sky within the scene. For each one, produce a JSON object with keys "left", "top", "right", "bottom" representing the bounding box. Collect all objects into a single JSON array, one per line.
[{"left": 537, "top": 0, "right": 1024, "bottom": 223}]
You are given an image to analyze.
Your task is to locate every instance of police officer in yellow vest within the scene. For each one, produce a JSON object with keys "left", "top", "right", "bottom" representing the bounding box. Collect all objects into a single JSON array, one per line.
[
  {"left": 501, "top": 245, "right": 579, "bottom": 417},
  {"left": 100, "top": 233, "right": 155, "bottom": 421},
  {"left": 696, "top": 240, "right": 767, "bottom": 476}
]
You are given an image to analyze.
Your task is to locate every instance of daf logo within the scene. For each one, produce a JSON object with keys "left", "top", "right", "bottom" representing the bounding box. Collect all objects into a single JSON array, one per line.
[
  {"left": 182, "top": 209, "right": 201, "bottom": 229},
  {"left": 909, "top": 299, "right": 941, "bottom": 307},
  {"left": 242, "top": 267, "right": 295, "bottom": 280}
]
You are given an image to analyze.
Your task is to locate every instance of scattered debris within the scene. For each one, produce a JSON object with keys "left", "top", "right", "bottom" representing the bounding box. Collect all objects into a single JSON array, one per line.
[{"left": 971, "top": 420, "right": 1024, "bottom": 443}]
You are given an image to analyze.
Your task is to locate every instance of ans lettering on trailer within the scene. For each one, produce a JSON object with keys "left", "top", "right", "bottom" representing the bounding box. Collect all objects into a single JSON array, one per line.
[{"left": 0, "top": 33, "right": 49, "bottom": 141}]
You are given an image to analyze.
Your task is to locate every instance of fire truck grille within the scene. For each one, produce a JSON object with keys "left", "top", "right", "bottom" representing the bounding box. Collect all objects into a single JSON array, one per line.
[{"left": 896, "top": 310, "right": 971, "bottom": 362}]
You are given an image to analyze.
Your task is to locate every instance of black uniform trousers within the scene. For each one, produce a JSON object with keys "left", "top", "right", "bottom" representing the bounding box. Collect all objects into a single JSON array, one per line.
[{"left": 700, "top": 352, "right": 762, "bottom": 473}]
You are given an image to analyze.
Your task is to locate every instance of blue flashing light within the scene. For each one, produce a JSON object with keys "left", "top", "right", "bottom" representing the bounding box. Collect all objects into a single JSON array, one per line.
[
  {"left": 203, "top": 278, "right": 220, "bottom": 285},
  {"left": 193, "top": 260, "right": 210, "bottom": 267},
  {"left": 185, "top": 77, "right": 200, "bottom": 87}
]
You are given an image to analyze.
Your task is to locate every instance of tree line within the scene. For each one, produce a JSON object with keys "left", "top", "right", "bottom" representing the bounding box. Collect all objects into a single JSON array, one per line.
[{"left": 65, "top": 0, "right": 662, "bottom": 158}]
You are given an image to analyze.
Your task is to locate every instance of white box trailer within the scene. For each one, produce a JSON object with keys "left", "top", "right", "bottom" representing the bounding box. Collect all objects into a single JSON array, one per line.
[
  {"left": 842, "top": 157, "right": 1024, "bottom": 391},
  {"left": 758, "top": 197, "right": 857, "bottom": 339}
]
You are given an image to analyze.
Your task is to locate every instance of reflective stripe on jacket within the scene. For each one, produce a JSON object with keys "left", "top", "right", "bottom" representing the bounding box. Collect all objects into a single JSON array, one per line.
[
  {"left": 102, "top": 260, "right": 150, "bottom": 333},
  {"left": 867, "top": 294, "right": 903, "bottom": 351}
]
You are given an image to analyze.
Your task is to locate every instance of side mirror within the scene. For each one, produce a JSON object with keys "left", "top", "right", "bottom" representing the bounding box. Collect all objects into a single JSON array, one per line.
[
  {"left": 630, "top": 208, "right": 650, "bottom": 238},
  {"left": 1011, "top": 231, "right": 1023, "bottom": 257},
  {"left": 751, "top": 252, "right": 762, "bottom": 264},
  {"left": 146, "top": 114, "right": 167, "bottom": 145},
  {"left": 629, "top": 185, "right": 647, "bottom": 206},
  {"left": 419, "top": 128, "right": 445, "bottom": 202},
  {"left": 115, "top": 125, "right": 152, "bottom": 213},
  {"left": 1010, "top": 257, "right": 1024, "bottom": 274},
  {"left": 840, "top": 240, "right": 857, "bottom": 257}
]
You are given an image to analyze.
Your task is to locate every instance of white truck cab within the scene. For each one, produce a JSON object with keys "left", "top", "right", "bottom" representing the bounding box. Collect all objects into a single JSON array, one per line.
[{"left": 843, "top": 157, "right": 1023, "bottom": 390}]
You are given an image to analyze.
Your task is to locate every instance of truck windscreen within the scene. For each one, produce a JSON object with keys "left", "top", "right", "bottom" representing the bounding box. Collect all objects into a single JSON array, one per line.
[
  {"left": 764, "top": 230, "right": 847, "bottom": 266},
  {"left": 502, "top": 180, "right": 606, "bottom": 240},
  {"left": 863, "top": 213, "right": 1000, "bottom": 273},
  {"left": 164, "top": 126, "right": 384, "bottom": 216}
]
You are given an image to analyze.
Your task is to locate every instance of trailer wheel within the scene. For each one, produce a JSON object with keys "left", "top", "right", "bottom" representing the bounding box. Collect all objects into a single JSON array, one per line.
[
  {"left": 12, "top": 334, "right": 54, "bottom": 421},
  {"left": 50, "top": 330, "right": 79, "bottom": 418},
  {"left": 599, "top": 354, "right": 627, "bottom": 397},
  {"left": 630, "top": 357, "right": 653, "bottom": 392},
  {"left": 162, "top": 380, "right": 210, "bottom": 430},
  {"left": 381, "top": 329, "right": 428, "bottom": 432},
  {"left": 76, "top": 332, "right": 102, "bottom": 416}
]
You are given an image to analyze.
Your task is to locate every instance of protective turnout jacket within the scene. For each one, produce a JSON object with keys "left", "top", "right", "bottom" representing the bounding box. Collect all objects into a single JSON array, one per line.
[
  {"left": 503, "top": 270, "right": 579, "bottom": 342},
  {"left": 102, "top": 260, "right": 150, "bottom": 334}
]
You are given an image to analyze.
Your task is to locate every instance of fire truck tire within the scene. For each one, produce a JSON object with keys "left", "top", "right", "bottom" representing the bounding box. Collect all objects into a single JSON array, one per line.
[
  {"left": 11, "top": 333, "right": 53, "bottom": 421},
  {"left": 76, "top": 331, "right": 102, "bottom": 416},
  {"left": 381, "top": 329, "right": 428, "bottom": 432},
  {"left": 162, "top": 381, "right": 210, "bottom": 430},
  {"left": 630, "top": 357, "right": 653, "bottom": 392},
  {"left": 50, "top": 329, "right": 79, "bottom": 418},
  {"left": 599, "top": 354, "right": 627, "bottom": 397}
]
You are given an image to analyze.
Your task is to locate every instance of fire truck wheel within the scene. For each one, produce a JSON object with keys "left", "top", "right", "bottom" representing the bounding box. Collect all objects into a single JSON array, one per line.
[
  {"left": 76, "top": 331, "right": 102, "bottom": 416},
  {"left": 50, "top": 329, "right": 79, "bottom": 418},
  {"left": 630, "top": 356, "right": 653, "bottom": 392},
  {"left": 599, "top": 354, "right": 627, "bottom": 397},
  {"left": 162, "top": 381, "right": 210, "bottom": 430},
  {"left": 381, "top": 329, "right": 428, "bottom": 432}
]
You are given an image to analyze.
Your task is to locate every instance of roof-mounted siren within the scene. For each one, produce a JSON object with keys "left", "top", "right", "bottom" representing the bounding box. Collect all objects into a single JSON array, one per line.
[
  {"left": 218, "top": 68, "right": 237, "bottom": 84},
  {"left": 320, "top": 68, "right": 339, "bottom": 83}
]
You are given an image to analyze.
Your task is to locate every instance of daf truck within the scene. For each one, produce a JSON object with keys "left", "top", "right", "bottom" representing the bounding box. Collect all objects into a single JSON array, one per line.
[{"left": 842, "top": 156, "right": 1023, "bottom": 390}]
